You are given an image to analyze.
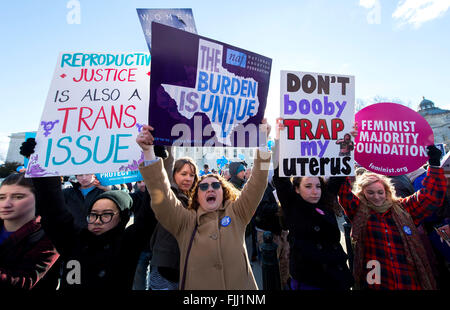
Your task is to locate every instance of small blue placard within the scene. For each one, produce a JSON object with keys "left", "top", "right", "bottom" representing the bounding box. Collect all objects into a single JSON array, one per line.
[
  {"left": 226, "top": 49, "right": 247, "bottom": 68},
  {"left": 95, "top": 170, "right": 143, "bottom": 186}
]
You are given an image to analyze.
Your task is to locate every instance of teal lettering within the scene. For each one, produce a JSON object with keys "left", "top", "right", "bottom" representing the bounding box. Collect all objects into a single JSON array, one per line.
[
  {"left": 44, "top": 138, "right": 53, "bottom": 167},
  {"left": 61, "top": 54, "right": 72, "bottom": 68},
  {"left": 93, "top": 135, "right": 114, "bottom": 164},
  {"left": 52, "top": 137, "right": 72, "bottom": 165},
  {"left": 71, "top": 135, "right": 92, "bottom": 165},
  {"left": 72, "top": 53, "right": 83, "bottom": 67},
  {"left": 125, "top": 54, "right": 134, "bottom": 65},
  {"left": 113, "top": 134, "right": 131, "bottom": 163}
]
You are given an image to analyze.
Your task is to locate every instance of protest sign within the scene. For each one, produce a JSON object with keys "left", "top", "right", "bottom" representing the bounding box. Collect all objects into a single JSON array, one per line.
[
  {"left": 136, "top": 8, "right": 197, "bottom": 52},
  {"left": 95, "top": 170, "right": 143, "bottom": 186},
  {"left": 25, "top": 52, "right": 150, "bottom": 177},
  {"left": 279, "top": 71, "right": 355, "bottom": 177},
  {"left": 355, "top": 102, "right": 434, "bottom": 176},
  {"left": 149, "top": 22, "right": 272, "bottom": 148}
]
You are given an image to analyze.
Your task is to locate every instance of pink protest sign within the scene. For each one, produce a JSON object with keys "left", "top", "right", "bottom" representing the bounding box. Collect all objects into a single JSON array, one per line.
[{"left": 355, "top": 102, "right": 434, "bottom": 176}]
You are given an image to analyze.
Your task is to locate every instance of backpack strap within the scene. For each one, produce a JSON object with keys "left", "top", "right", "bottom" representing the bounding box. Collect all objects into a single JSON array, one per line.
[{"left": 180, "top": 222, "right": 198, "bottom": 290}]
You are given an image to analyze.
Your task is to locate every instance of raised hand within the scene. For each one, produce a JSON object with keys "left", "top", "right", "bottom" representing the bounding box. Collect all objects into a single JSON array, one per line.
[
  {"left": 136, "top": 125, "right": 154, "bottom": 152},
  {"left": 427, "top": 145, "right": 442, "bottom": 167}
]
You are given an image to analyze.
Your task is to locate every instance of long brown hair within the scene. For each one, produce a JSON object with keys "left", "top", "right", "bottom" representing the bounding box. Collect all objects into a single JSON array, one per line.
[
  {"left": 292, "top": 176, "right": 343, "bottom": 216},
  {"left": 172, "top": 157, "right": 199, "bottom": 196},
  {"left": 189, "top": 174, "right": 241, "bottom": 211}
]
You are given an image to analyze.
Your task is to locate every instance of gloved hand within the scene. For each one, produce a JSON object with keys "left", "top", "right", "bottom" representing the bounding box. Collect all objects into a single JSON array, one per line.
[
  {"left": 427, "top": 145, "right": 442, "bottom": 167},
  {"left": 19, "top": 138, "right": 36, "bottom": 158},
  {"left": 154, "top": 145, "right": 168, "bottom": 159}
]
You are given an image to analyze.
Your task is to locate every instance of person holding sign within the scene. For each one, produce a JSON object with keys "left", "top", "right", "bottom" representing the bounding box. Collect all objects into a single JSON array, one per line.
[
  {"left": 19, "top": 139, "right": 154, "bottom": 289},
  {"left": 0, "top": 173, "right": 59, "bottom": 289},
  {"left": 136, "top": 120, "right": 271, "bottom": 290},
  {"left": 332, "top": 144, "right": 446, "bottom": 290},
  {"left": 271, "top": 118, "right": 353, "bottom": 290}
]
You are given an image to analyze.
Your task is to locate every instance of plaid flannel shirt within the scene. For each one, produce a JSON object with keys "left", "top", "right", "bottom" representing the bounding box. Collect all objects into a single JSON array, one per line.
[{"left": 338, "top": 167, "right": 447, "bottom": 290}]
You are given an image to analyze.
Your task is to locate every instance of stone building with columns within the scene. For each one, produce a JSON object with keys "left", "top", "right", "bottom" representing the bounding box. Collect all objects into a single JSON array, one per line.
[{"left": 417, "top": 97, "right": 450, "bottom": 153}]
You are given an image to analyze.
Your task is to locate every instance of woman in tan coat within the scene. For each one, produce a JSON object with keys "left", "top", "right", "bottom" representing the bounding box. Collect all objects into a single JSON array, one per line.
[{"left": 136, "top": 122, "right": 271, "bottom": 290}]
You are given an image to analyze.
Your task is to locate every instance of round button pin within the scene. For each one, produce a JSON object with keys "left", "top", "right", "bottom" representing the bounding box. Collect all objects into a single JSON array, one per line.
[
  {"left": 221, "top": 216, "right": 231, "bottom": 227},
  {"left": 403, "top": 225, "right": 412, "bottom": 235}
]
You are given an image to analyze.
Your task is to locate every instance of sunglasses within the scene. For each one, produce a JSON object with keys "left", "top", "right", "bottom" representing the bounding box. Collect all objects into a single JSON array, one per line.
[{"left": 198, "top": 181, "right": 221, "bottom": 191}]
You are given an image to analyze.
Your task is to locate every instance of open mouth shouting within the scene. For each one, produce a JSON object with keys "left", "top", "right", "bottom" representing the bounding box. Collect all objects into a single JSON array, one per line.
[
  {"left": 198, "top": 178, "right": 223, "bottom": 212},
  {"left": 206, "top": 194, "right": 217, "bottom": 204}
]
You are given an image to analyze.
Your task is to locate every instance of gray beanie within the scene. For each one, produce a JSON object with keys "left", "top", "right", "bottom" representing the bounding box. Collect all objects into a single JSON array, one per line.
[{"left": 90, "top": 190, "right": 133, "bottom": 212}]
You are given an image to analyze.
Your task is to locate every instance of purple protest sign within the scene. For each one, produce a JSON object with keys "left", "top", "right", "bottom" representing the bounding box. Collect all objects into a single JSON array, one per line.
[
  {"left": 355, "top": 102, "right": 434, "bottom": 176},
  {"left": 149, "top": 22, "right": 272, "bottom": 147}
]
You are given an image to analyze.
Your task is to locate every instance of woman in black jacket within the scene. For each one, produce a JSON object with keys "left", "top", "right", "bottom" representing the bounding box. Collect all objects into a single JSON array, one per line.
[
  {"left": 272, "top": 119, "right": 353, "bottom": 290},
  {"left": 31, "top": 176, "right": 154, "bottom": 289},
  {"left": 21, "top": 137, "right": 155, "bottom": 289}
]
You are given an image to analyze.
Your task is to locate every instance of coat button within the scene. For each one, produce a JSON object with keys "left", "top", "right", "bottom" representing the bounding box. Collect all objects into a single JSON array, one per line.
[
  {"left": 98, "top": 270, "right": 106, "bottom": 278},
  {"left": 338, "top": 265, "right": 344, "bottom": 271},
  {"left": 214, "top": 264, "right": 222, "bottom": 270},
  {"left": 316, "top": 243, "right": 323, "bottom": 250},
  {"left": 314, "top": 226, "right": 320, "bottom": 232},
  {"left": 210, "top": 233, "right": 218, "bottom": 240}
]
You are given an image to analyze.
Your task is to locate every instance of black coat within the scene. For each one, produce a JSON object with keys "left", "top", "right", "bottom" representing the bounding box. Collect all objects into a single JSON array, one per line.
[
  {"left": 63, "top": 183, "right": 106, "bottom": 230},
  {"left": 32, "top": 177, "right": 154, "bottom": 289},
  {"left": 254, "top": 183, "right": 282, "bottom": 235},
  {"left": 273, "top": 168, "right": 353, "bottom": 290}
]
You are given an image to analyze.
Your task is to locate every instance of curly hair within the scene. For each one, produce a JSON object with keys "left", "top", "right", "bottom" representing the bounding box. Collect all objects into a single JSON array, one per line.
[
  {"left": 189, "top": 174, "right": 241, "bottom": 211},
  {"left": 353, "top": 172, "right": 399, "bottom": 203}
]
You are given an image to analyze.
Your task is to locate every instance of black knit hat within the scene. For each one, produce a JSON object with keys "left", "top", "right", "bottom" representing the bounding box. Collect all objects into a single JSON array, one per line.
[{"left": 90, "top": 190, "right": 133, "bottom": 212}]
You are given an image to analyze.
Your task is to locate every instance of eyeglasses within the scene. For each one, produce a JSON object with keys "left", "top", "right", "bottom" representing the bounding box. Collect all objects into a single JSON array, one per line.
[
  {"left": 87, "top": 212, "right": 118, "bottom": 224},
  {"left": 198, "top": 181, "right": 221, "bottom": 191}
]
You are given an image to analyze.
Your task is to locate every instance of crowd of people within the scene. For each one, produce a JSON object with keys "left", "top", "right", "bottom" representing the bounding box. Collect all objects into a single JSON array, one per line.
[{"left": 0, "top": 117, "right": 449, "bottom": 291}]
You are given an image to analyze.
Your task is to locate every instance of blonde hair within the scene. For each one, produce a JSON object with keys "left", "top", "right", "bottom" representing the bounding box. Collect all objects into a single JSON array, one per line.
[{"left": 353, "top": 172, "right": 399, "bottom": 203}]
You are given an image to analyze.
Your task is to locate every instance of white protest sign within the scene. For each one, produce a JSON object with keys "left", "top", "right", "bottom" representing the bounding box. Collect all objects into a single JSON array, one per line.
[
  {"left": 279, "top": 71, "right": 355, "bottom": 177},
  {"left": 26, "top": 52, "right": 150, "bottom": 177}
]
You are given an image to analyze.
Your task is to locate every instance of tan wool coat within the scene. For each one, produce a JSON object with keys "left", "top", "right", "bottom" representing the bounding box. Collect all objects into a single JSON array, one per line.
[{"left": 140, "top": 150, "right": 271, "bottom": 290}]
